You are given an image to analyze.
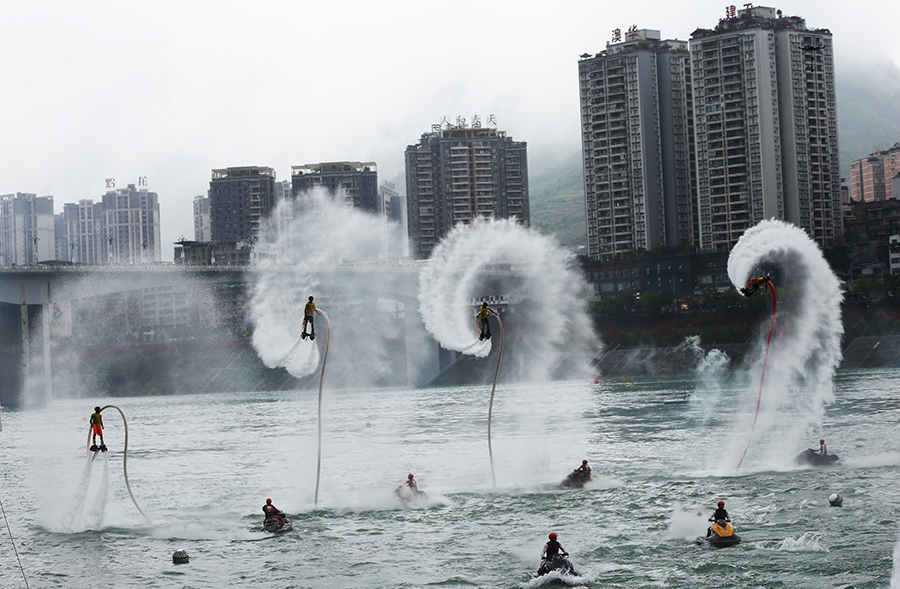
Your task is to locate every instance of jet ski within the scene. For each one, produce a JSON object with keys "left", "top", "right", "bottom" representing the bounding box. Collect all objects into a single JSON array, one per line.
[
  {"left": 795, "top": 448, "right": 839, "bottom": 466},
  {"left": 395, "top": 485, "right": 428, "bottom": 504},
  {"left": 696, "top": 519, "right": 741, "bottom": 547},
  {"left": 262, "top": 516, "right": 292, "bottom": 533},
  {"left": 561, "top": 469, "right": 591, "bottom": 488},
  {"left": 528, "top": 554, "right": 579, "bottom": 578}
]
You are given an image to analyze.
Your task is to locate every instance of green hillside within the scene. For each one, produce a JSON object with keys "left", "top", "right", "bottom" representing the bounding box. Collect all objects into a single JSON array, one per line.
[{"left": 528, "top": 151, "right": 585, "bottom": 248}]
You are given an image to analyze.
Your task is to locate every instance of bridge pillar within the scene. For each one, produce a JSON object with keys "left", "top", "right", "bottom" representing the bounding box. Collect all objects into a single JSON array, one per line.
[
  {"left": 0, "top": 303, "right": 23, "bottom": 407},
  {"left": 0, "top": 301, "right": 51, "bottom": 407}
]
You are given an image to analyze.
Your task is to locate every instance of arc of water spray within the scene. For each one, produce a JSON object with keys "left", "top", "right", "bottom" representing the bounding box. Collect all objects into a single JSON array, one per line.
[
  {"left": 85, "top": 405, "right": 152, "bottom": 523},
  {"left": 735, "top": 280, "right": 777, "bottom": 472},
  {"left": 480, "top": 310, "right": 504, "bottom": 488},
  {"left": 313, "top": 308, "right": 331, "bottom": 506}
]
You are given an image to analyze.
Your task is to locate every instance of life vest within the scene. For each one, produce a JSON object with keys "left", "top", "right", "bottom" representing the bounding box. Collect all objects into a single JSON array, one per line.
[{"left": 545, "top": 540, "right": 562, "bottom": 556}]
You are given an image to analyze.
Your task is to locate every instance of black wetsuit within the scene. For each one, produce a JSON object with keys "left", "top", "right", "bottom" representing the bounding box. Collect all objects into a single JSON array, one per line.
[
  {"left": 538, "top": 539, "right": 567, "bottom": 575},
  {"left": 542, "top": 539, "right": 565, "bottom": 558},
  {"left": 707, "top": 508, "right": 730, "bottom": 536},
  {"left": 263, "top": 504, "right": 284, "bottom": 522},
  {"left": 710, "top": 507, "right": 730, "bottom": 521}
]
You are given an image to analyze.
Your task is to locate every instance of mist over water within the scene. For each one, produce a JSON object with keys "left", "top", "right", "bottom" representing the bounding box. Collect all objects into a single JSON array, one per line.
[
  {"left": 418, "top": 218, "right": 599, "bottom": 381},
  {"left": 726, "top": 220, "right": 844, "bottom": 469}
]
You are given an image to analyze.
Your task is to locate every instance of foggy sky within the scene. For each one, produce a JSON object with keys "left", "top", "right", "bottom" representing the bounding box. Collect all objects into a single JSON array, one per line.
[{"left": 1, "top": 0, "right": 896, "bottom": 251}]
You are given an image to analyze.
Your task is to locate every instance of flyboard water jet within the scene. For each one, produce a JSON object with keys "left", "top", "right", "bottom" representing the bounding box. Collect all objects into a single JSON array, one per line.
[
  {"left": 726, "top": 220, "right": 843, "bottom": 470},
  {"left": 734, "top": 275, "right": 777, "bottom": 472},
  {"left": 86, "top": 405, "right": 151, "bottom": 523},
  {"left": 313, "top": 308, "right": 331, "bottom": 506},
  {"left": 475, "top": 309, "right": 504, "bottom": 487}
]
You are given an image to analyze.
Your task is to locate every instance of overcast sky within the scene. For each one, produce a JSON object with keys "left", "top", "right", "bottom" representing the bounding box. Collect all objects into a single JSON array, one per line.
[{"left": 2, "top": 0, "right": 897, "bottom": 251}]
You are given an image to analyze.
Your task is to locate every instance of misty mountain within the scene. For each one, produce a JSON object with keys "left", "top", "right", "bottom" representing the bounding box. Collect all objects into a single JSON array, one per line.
[
  {"left": 528, "top": 151, "right": 586, "bottom": 248},
  {"left": 528, "top": 58, "right": 900, "bottom": 249},
  {"left": 836, "top": 57, "right": 900, "bottom": 175}
]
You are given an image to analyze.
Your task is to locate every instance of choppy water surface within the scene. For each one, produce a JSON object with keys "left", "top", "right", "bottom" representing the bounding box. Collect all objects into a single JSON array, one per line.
[{"left": 2, "top": 369, "right": 899, "bottom": 588}]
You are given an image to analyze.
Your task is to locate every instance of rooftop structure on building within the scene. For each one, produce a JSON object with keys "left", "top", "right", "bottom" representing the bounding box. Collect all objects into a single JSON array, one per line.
[
  {"left": 579, "top": 28, "right": 696, "bottom": 261},
  {"left": 208, "top": 166, "right": 277, "bottom": 242},
  {"left": 690, "top": 5, "right": 841, "bottom": 250},
  {"left": 291, "top": 162, "right": 379, "bottom": 214},
  {"left": 405, "top": 118, "right": 529, "bottom": 259}
]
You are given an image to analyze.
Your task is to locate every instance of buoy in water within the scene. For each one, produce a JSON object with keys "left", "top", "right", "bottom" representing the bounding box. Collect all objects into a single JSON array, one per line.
[
  {"left": 173, "top": 549, "right": 190, "bottom": 564},
  {"left": 828, "top": 493, "right": 843, "bottom": 507}
]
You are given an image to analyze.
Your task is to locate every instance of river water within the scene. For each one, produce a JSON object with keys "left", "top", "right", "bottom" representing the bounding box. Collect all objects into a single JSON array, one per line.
[{"left": 2, "top": 368, "right": 899, "bottom": 588}]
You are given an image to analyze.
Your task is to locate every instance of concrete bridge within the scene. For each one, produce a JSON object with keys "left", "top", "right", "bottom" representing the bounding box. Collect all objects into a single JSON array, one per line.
[{"left": 0, "top": 264, "right": 510, "bottom": 406}]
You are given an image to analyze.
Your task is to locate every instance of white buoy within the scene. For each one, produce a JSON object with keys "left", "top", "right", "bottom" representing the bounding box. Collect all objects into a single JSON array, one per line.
[
  {"left": 829, "top": 493, "right": 843, "bottom": 507},
  {"left": 173, "top": 549, "right": 189, "bottom": 564}
]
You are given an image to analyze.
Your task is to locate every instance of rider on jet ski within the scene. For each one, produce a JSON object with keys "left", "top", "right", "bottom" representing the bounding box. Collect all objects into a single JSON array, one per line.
[
  {"left": 707, "top": 500, "right": 730, "bottom": 536},
  {"left": 263, "top": 498, "right": 285, "bottom": 523},
  {"left": 576, "top": 460, "right": 591, "bottom": 476},
  {"left": 538, "top": 533, "right": 569, "bottom": 574}
]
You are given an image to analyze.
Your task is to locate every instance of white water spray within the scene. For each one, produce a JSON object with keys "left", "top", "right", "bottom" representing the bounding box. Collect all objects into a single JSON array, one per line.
[
  {"left": 59, "top": 460, "right": 94, "bottom": 532},
  {"left": 85, "top": 456, "right": 110, "bottom": 528},
  {"left": 418, "top": 218, "right": 598, "bottom": 381},
  {"left": 250, "top": 188, "right": 403, "bottom": 380},
  {"left": 726, "top": 220, "right": 843, "bottom": 465},
  {"left": 891, "top": 531, "right": 900, "bottom": 589}
]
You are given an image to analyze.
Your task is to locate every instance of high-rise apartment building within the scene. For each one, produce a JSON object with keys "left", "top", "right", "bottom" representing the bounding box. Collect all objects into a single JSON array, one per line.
[
  {"left": 0, "top": 193, "right": 55, "bottom": 265},
  {"left": 850, "top": 145, "right": 900, "bottom": 202},
  {"left": 579, "top": 29, "right": 696, "bottom": 261},
  {"left": 209, "top": 166, "right": 277, "bottom": 242},
  {"left": 690, "top": 6, "right": 841, "bottom": 250},
  {"left": 405, "top": 122, "right": 528, "bottom": 259},
  {"left": 62, "top": 199, "right": 104, "bottom": 264},
  {"left": 193, "top": 195, "right": 211, "bottom": 242},
  {"left": 101, "top": 183, "right": 162, "bottom": 263},
  {"left": 291, "top": 162, "right": 379, "bottom": 214}
]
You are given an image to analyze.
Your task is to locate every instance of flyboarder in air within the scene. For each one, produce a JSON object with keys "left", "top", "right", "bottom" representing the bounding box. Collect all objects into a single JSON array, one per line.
[
  {"left": 90, "top": 406, "right": 107, "bottom": 452},
  {"left": 476, "top": 301, "right": 494, "bottom": 341},
  {"left": 740, "top": 275, "right": 771, "bottom": 297},
  {"left": 301, "top": 296, "right": 316, "bottom": 340}
]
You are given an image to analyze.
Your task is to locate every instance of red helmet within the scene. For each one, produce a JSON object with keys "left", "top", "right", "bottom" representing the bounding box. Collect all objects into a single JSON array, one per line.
[
  {"left": 820, "top": 439, "right": 825, "bottom": 443},
  {"left": 582, "top": 460, "right": 588, "bottom": 464},
  {"left": 266, "top": 498, "right": 272, "bottom": 504},
  {"left": 717, "top": 501, "right": 725, "bottom": 506},
  {"left": 548, "top": 533, "right": 557, "bottom": 539},
  {"left": 408, "top": 474, "right": 414, "bottom": 479}
]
